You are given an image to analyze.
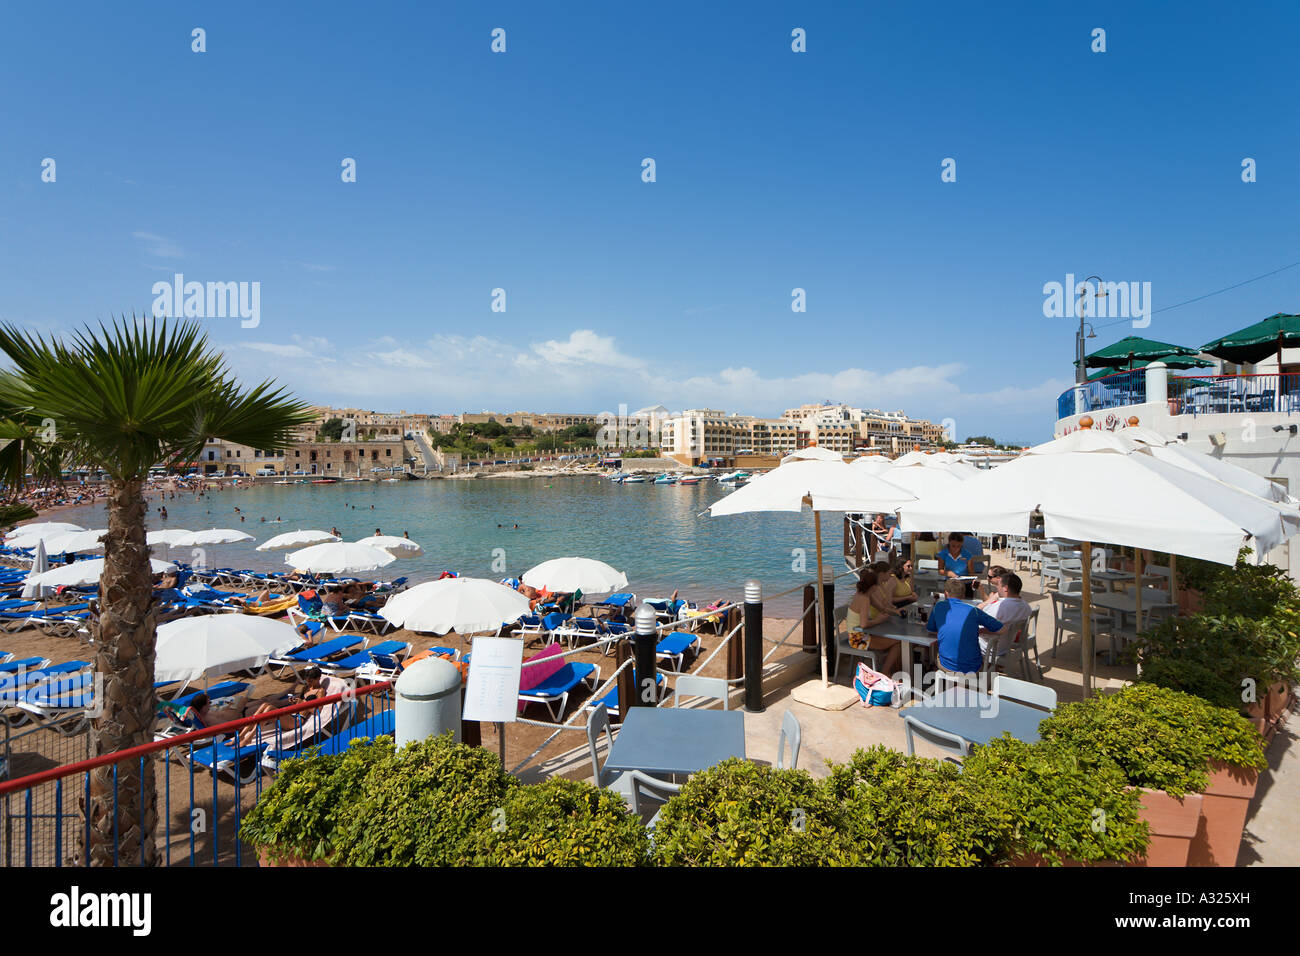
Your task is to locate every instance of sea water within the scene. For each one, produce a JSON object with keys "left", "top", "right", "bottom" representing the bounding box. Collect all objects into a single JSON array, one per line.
[{"left": 53, "top": 477, "right": 847, "bottom": 616}]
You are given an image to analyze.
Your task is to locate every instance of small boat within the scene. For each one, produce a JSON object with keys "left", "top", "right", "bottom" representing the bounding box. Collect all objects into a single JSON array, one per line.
[
  {"left": 679, "top": 476, "right": 702, "bottom": 485},
  {"left": 653, "top": 474, "right": 677, "bottom": 484},
  {"left": 310, "top": 479, "right": 338, "bottom": 484},
  {"left": 621, "top": 475, "right": 646, "bottom": 483}
]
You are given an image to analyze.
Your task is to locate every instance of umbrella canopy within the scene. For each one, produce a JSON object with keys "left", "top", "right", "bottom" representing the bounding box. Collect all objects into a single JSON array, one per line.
[
  {"left": 1146, "top": 443, "right": 1299, "bottom": 506},
  {"left": 41, "top": 529, "right": 108, "bottom": 555},
  {"left": 354, "top": 535, "right": 425, "bottom": 557},
  {"left": 379, "top": 577, "right": 531, "bottom": 634},
  {"left": 257, "top": 529, "right": 340, "bottom": 552},
  {"left": 171, "top": 529, "right": 256, "bottom": 547},
  {"left": 522, "top": 557, "right": 628, "bottom": 595},
  {"left": 1201, "top": 313, "right": 1300, "bottom": 365},
  {"left": 146, "top": 529, "right": 194, "bottom": 547},
  {"left": 284, "top": 541, "right": 396, "bottom": 575},
  {"left": 5, "top": 522, "right": 86, "bottom": 547},
  {"left": 28, "top": 557, "right": 177, "bottom": 589},
  {"left": 1085, "top": 335, "right": 1208, "bottom": 370},
  {"left": 708, "top": 453, "right": 915, "bottom": 517},
  {"left": 898, "top": 430, "right": 1300, "bottom": 565},
  {"left": 20, "top": 538, "right": 52, "bottom": 599},
  {"left": 1086, "top": 356, "right": 1212, "bottom": 381},
  {"left": 850, "top": 459, "right": 966, "bottom": 498},
  {"left": 155, "top": 615, "right": 303, "bottom": 682}
]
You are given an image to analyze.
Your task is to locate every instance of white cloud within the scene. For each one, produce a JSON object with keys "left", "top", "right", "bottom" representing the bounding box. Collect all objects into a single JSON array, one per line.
[{"left": 131, "top": 231, "right": 183, "bottom": 259}]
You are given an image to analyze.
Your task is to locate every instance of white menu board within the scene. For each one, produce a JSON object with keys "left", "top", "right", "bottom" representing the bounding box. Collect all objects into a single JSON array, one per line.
[{"left": 462, "top": 636, "right": 525, "bottom": 723}]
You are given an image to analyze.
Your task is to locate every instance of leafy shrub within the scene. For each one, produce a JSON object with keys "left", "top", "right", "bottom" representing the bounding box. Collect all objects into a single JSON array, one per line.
[
  {"left": 240, "top": 736, "right": 394, "bottom": 863},
  {"left": 652, "top": 758, "right": 862, "bottom": 866},
  {"left": 1039, "top": 685, "right": 1266, "bottom": 799},
  {"left": 962, "top": 736, "right": 1148, "bottom": 865},
  {"left": 467, "top": 777, "right": 649, "bottom": 866},
  {"left": 825, "top": 746, "right": 1016, "bottom": 866},
  {"left": 331, "top": 733, "right": 518, "bottom": 865}
]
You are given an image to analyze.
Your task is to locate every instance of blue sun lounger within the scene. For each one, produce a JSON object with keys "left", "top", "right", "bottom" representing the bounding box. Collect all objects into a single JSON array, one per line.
[
  {"left": 655, "top": 631, "right": 702, "bottom": 672},
  {"left": 0, "top": 656, "right": 50, "bottom": 676},
  {"left": 1, "top": 660, "right": 92, "bottom": 701},
  {"left": 12, "top": 671, "right": 96, "bottom": 734},
  {"left": 586, "top": 671, "right": 666, "bottom": 718},
  {"left": 320, "top": 640, "right": 409, "bottom": 677},
  {"left": 261, "top": 707, "right": 396, "bottom": 771},
  {"left": 184, "top": 740, "right": 268, "bottom": 785},
  {"left": 518, "top": 662, "right": 600, "bottom": 721},
  {"left": 269, "top": 635, "right": 366, "bottom": 678}
]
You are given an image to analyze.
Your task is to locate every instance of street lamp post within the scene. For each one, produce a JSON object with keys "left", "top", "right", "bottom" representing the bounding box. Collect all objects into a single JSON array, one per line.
[{"left": 1075, "top": 275, "right": 1106, "bottom": 385}]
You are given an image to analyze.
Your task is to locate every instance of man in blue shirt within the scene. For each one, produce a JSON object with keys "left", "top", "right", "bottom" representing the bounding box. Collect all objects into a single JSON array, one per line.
[
  {"left": 926, "top": 579, "right": 1004, "bottom": 673},
  {"left": 938, "top": 533, "right": 972, "bottom": 577}
]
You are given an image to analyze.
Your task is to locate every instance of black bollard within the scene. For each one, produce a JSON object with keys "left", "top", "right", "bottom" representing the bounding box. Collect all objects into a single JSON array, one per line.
[
  {"left": 743, "top": 580, "right": 765, "bottom": 713},
  {"left": 820, "top": 575, "right": 836, "bottom": 676},
  {"left": 633, "top": 604, "right": 659, "bottom": 706}
]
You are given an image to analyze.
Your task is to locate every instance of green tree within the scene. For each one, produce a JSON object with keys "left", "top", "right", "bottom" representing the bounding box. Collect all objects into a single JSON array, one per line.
[
  {"left": 317, "top": 417, "right": 346, "bottom": 441},
  {"left": 0, "top": 319, "right": 313, "bottom": 866}
]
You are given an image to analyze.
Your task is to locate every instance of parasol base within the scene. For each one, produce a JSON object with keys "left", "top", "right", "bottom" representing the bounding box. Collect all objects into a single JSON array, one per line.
[{"left": 790, "top": 679, "right": 859, "bottom": 712}]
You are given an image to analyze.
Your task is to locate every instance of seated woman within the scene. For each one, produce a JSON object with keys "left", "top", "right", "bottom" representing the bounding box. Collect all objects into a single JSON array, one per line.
[
  {"left": 180, "top": 693, "right": 214, "bottom": 730},
  {"left": 236, "top": 669, "right": 348, "bottom": 747},
  {"left": 889, "top": 558, "right": 918, "bottom": 607},
  {"left": 847, "top": 571, "right": 903, "bottom": 676}
]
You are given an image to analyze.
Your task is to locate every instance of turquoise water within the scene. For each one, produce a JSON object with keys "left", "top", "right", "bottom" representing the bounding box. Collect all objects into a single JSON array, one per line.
[{"left": 54, "top": 478, "right": 847, "bottom": 615}]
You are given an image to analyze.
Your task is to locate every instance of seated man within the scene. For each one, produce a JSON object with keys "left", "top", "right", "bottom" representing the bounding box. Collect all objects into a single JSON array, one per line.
[
  {"left": 938, "top": 533, "right": 975, "bottom": 595},
  {"left": 926, "top": 579, "right": 1003, "bottom": 675},
  {"left": 978, "top": 572, "right": 1032, "bottom": 667}
]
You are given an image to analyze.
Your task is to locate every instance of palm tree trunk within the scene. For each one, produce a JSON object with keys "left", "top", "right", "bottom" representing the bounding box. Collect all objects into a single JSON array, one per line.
[{"left": 83, "top": 477, "right": 158, "bottom": 866}]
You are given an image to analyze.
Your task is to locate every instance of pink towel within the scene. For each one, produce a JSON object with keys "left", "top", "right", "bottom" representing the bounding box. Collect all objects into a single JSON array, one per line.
[{"left": 518, "top": 642, "right": 566, "bottom": 692}]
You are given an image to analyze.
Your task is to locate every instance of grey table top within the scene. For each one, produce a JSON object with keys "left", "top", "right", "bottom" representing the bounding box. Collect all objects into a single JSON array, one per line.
[
  {"left": 1090, "top": 590, "right": 1173, "bottom": 613},
  {"left": 853, "top": 619, "right": 937, "bottom": 646},
  {"left": 604, "top": 706, "right": 746, "bottom": 776},
  {"left": 905, "top": 688, "right": 1045, "bottom": 746}
]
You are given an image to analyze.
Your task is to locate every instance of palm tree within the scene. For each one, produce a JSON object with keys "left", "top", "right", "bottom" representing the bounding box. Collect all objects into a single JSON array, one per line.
[{"left": 0, "top": 319, "right": 313, "bottom": 866}]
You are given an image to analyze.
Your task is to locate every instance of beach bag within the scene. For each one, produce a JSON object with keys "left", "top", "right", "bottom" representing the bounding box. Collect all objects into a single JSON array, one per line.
[{"left": 854, "top": 662, "right": 895, "bottom": 707}]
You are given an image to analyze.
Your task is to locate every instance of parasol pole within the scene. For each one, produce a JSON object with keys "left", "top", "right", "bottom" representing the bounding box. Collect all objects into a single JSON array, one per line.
[
  {"left": 1136, "top": 548, "right": 1145, "bottom": 634},
  {"left": 1169, "top": 554, "right": 1178, "bottom": 611},
  {"left": 814, "top": 509, "right": 828, "bottom": 687},
  {"left": 1081, "top": 542, "right": 1094, "bottom": 697}
]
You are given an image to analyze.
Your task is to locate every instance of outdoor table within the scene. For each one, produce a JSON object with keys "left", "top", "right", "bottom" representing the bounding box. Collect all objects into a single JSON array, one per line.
[
  {"left": 903, "top": 687, "right": 1045, "bottom": 748},
  {"left": 859, "top": 619, "right": 937, "bottom": 670},
  {"left": 604, "top": 706, "right": 746, "bottom": 776},
  {"left": 1089, "top": 589, "right": 1173, "bottom": 621}
]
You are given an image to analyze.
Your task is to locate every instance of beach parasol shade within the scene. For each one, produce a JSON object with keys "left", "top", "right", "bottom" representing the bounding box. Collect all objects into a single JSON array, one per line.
[
  {"left": 170, "top": 529, "right": 256, "bottom": 547},
  {"left": 20, "top": 537, "right": 52, "bottom": 599},
  {"left": 1087, "top": 357, "right": 1212, "bottom": 381},
  {"left": 850, "top": 458, "right": 966, "bottom": 498},
  {"left": 40, "top": 529, "right": 109, "bottom": 555},
  {"left": 1200, "top": 313, "right": 1300, "bottom": 365},
  {"left": 1085, "top": 335, "right": 1207, "bottom": 370},
  {"left": 257, "top": 529, "right": 340, "bottom": 552},
  {"left": 284, "top": 541, "right": 396, "bottom": 575},
  {"left": 28, "top": 557, "right": 177, "bottom": 589},
  {"left": 5, "top": 522, "right": 86, "bottom": 546},
  {"left": 522, "top": 557, "right": 628, "bottom": 595},
  {"left": 154, "top": 615, "right": 303, "bottom": 682},
  {"left": 146, "top": 529, "right": 194, "bottom": 547},
  {"left": 354, "top": 535, "right": 424, "bottom": 557},
  {"left": 379, "top": 577, "right": 531, "bottom": 634}
]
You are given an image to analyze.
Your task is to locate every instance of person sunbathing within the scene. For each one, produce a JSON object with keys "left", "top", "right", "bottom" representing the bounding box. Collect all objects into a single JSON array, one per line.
[{"left": 235, "top": 670, "right": 348, "bottom": 746}]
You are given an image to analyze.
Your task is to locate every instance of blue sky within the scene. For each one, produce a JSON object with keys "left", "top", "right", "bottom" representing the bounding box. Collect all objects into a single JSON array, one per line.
[{"left": 2, "top": 1, "right": 1297, "bottom": 443}]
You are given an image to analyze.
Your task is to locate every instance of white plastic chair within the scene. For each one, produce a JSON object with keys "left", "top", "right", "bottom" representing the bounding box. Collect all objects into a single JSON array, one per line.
[
  {"left": 673, "top": 675, "right": 730, "bottom": 710},
  {"left": 775, "top": 709, "right": 801, "bottom": 770},
  {"left": 992, "top": 674, "right": 1057, "bottom": 712},
  {"left": 585, "top": 707, "right": 680, "bottom": 817},
  {"left": 902, "top": 713, "right": 969, "bottom": 764}
]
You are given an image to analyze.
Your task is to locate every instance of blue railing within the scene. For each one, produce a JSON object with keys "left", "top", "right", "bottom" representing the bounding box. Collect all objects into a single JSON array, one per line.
[
  {"left": 1, "top": 680, "right": 394, "bottom": 867},
  {"left": 1057, "top": 371, "right": 1300, "bottom": 420},
  {"left": 1056, "top": 370, "right": 1148, "bottom": 419}
]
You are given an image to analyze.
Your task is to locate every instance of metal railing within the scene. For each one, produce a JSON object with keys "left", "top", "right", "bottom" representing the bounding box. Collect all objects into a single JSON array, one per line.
[
  {"left": 1056, "top": 370, "right": 1147, "bottom": 419},
  {"left": 0, "top": 681, "right": 393, "bottom": 867},
  {"left": 1056, "top": 370, "right": 1300, "bottom": 420}
]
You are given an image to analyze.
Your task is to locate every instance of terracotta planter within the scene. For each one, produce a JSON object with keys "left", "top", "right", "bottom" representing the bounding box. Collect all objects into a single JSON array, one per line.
[
  {"left": 257, "top": 846, "right": 333, "bottom": 867},
  {"left": 1187, "top": 761, "right": 1259, "bottom": 867},
  {"left": 1134, "top": 789, "right": 1202, "bottom": 867},
  {"left": 1266, "top": 682, "right": 1293, "bottom": 726}
]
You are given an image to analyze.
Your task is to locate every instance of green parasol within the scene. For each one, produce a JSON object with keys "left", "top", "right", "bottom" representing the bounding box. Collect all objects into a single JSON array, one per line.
[
  {"left": 1084, "top": 335, "right": 1207, "bottom": 370},
  {"left": 1200, "top": 313, "right": 1300, "bottom": 366}
]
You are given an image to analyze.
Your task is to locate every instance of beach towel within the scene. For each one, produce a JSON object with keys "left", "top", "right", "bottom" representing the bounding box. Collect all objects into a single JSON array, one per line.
[{"left": 518, "top": 643, "right": 566, "bottom": 692}]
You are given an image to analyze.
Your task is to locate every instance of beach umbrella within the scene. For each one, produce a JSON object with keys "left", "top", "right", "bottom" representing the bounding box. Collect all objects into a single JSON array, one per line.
[
  {"left": 1085, "top": 335, "right": 1209, "bottom": 370},
  {"left": 5, "top": 522, "right": 86, "bottom": 547},
  {"left": 898, "top": 429, "right": 1300, "bottom": 693},
  {"left": 851, "top": 459, "right": 965, "bottom": 498},
  {"left": 1201, "top": 313, "right": 1300, "bottom": 367},
  {"left": 285, "top": 541, "right": 396, "bottom": 575},
  {"left": 354, "top": 535, "right": 424, "bottom": 557},
  {"left": 379, "top": 577, "right": 531, "bottom": 634},
  {"left": 257, "top": 529, "right": 340, "bottom": 552},
  {"left": 21, "top": 538, "right": 52, "bottom": 599},
  {"left": 170, "top": 528, "right": 255, "bottom": 547},
  {"left": 28, "top": 557, "right": 177, "bottom": 589},
  {"left": 1145, "top": 442, "right": 1300, "bottom": 506},
  {"left": 522, "top": 557, "right": 628, "bottom": 596},
  {"left": 155, "top": 615, "right": 302, "bottom": 682},
  {"left": 146, "top": 529, "right": 194, "bottom": 547},
  {"left": 707, "top": 448, "right": 916, "bottom": 692},
  {"left": 41, "top": 529, "right": 108, "bottom": 555}
]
